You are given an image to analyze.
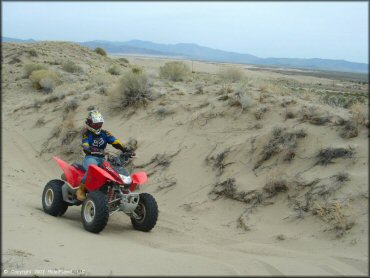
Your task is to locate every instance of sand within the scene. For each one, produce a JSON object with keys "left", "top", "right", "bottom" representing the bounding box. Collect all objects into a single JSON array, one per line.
[{"left": 1, "top": 42, "right": 368, "bottom": 276}]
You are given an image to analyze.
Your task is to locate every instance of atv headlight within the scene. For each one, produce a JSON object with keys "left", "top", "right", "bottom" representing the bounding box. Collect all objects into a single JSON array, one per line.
[{"left": 120, "top": 174, "right": 132, "bottom": 185}]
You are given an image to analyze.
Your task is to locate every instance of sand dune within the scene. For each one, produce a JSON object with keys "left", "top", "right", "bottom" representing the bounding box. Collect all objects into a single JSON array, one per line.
[{"left": 2, "top": 42, "right": 368, "bottom": 276}]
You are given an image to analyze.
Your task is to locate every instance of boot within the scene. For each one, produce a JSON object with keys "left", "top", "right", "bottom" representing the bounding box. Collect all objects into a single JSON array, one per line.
[{"left": 76, "top": 183, "right": 86, "bottom": 201}]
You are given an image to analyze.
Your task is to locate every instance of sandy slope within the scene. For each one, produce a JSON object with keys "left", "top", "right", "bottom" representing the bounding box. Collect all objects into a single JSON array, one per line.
[{"left": 1, "top": 42, "right": 369, "bottom": 276}]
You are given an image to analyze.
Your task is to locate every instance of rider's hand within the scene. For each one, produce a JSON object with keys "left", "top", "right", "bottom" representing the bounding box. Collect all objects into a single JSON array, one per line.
[
  {"left": 122, "top": 147, "right": 135, "bottom": 157},
  {"left": 91, "top": 147, "right": 104, "bottom": 154}
]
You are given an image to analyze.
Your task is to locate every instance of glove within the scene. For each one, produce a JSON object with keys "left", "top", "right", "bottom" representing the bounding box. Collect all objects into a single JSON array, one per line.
[
  {"left": 90, "top": 147, "right": 104, "bottom": 155},
  {"left": 122, "top": 147, "right": 135, "bottom": 158}
]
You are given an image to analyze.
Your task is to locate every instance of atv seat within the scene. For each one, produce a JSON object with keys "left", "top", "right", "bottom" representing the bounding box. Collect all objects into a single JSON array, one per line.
[{"left": 72, "top": 163, "right": 85, "bottom": 172}]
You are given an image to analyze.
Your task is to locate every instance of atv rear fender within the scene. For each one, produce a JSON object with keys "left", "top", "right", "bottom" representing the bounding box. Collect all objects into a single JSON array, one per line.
[{"left": 54, "top": 157, "right": 84, "bottom": 188}]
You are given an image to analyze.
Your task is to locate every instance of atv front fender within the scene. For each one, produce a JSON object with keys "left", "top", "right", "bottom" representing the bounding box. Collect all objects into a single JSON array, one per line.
[{"left": 85, "top": 164, "right": 120, "bottom": 192}]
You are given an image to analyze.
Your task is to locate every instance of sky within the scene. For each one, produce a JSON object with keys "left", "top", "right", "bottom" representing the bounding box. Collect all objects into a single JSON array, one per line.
[{"left": 2, "top": 1, "right": 368, "bottom": 63}]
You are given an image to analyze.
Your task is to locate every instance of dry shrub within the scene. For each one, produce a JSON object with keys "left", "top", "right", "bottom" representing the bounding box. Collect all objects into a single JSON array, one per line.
[
  {"left": 254, "top": 127, "right": 306, "bottom": 169},
  {"left": 27, "top": 49, "right": 38, "bottom": 57},
  {"left": 263, "top": 170, "right": 289, "bottom": 197},
  {"left": 94, "top": 47, "right": 107, "bottom": 56},
  {"left": 35, "top": 117, "right": 46, "bottom": 127},
  {"left": 284, "top": 109, "right": 296, "bottom": 119},
  {"left": 135, "top": 150, "right": 180, "bottom": 176},
  {"left": 159, "top": 61, "right": 190, "bottom": 81},
  {"left": 108, "top": 64, "right": 122, "bottom": 75},
  {"left": 110, "top": 69, "right": 151, "bottom": 108},
  {"left": 29, "top": 70, "right": 61, "bottom": 93},
  {"left": 41, "top": 116, "right": 82, "bottom": 160},
  {"left": 229, "top": 83, "right": 255, "bottom": 110},
  {"left": 312, "top": 201, "right": 354, "bottom": 238},
  {"left": 315, "top": 147, "right": 355, "bottom": 166},
  {"left": 218, "top": 67, "right": 244, "bottom": 83},
  {"left": 299, "top": 106, "right": 332, "bottom": 125},
  {"left": 64, "top": 96, "right": 79, "bottom": 113},
  {"left": 350, "top": 102, "right": 368, "bottom": 126},
  {"left": 62, "top": 60, "right": 82, "bottom": 73},
  {"left": 206, "top": 149, "right": 233, "bottom": 176},
  {"left": 155, "top": 106, "right": 175, "bottom": 119},
  {"left": 254, "top": 105, "right": 268, "bottom": 120},
  {"left": 23, "top": 63, "right": 47, "bottom": 78},
  {"left": 211, "top": 178, "right": 238, "bottom": 199},
  {"left": 339, "top": 120, "right": 359, "bottom": 139}
]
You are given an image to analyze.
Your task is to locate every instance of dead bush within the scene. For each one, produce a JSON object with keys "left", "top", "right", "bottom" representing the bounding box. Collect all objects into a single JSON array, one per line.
[
  {"left": 205, "top": 149, "right": 233, "bottom": 176},
  {"left": 229, "top": 84, "right": 255, "bottom": 111},
  {"left": 315, "top": 147, "right": 355, "bottom": 166},
  {"left": 155, "top": 106, "right": 174, "bottom": 119},
  {"left": 312, "top": 201, "right": 354, "bottom": 238},
  {"left": 64, "top": 96, "right": 79, "bottom": 113},
  {"left": 159, "top": 61, "right": 190, "bottom": 81},
  {"left": 110, "top": 70, "right": 151, "bottom": 108},
  {"left": 210, "top": 178, "right": 238, "bottom": 199},
  {"left": 254, "top": 106, "right": 268, "bottom": 120},
  {"left": 35, "top": 117, "right": 46, "bottom": 127},
  {"left": 285, "top": 110, "right": 296, "bottom": 119},
  {"left": 29, "top": 70, "right": 61, "bottom": 93},
  {"left": 339, "top": 120, "right": 359, "bottom": 139},
  {"left": 299, "top": 106, "right": 332, "bottom": 125},
  {"left": 218, "top": 67, "right": 244, "bottom": 83},
  {"left": 350, "top": 102, "right": 368, "bottom": 126},
  {"left": 254, "top": 127, "right": 306, "bottom": 169}
]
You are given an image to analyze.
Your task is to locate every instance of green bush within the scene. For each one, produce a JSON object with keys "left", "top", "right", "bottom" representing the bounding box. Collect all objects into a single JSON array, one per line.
[
  {"left": 23, "top": 63, "right": 47, "bottom": 78},
  {"left": 94, "top": 47, "right": 107, "bottom": 56},
  {"left": 108, "top": 65, "right": 122, "bottom": 75},
  {"left": 27, "top": 49, "right": 38, "bottom": 57},
  {"left": 62, "top": 60, "right": 82, "bottom": 73},
  {"left": 29, "top": 70, "right": 60, "bottom": 93},
  {"left": 159, "top": 61, "right": 190, "bottom": 81},
  {"left": 111, "top": 70, "right": 151, "bottom": 107},
  {"left": 118, "top": 57, "right": 129, "bottom": 63}
]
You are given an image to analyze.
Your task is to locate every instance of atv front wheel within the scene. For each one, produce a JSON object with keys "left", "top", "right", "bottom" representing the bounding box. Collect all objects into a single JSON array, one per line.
[
  {"left": 131, "top": 193, "right": 158, "bottom": 232},
  {"left": 81, "top": 191, "right": 109, "bottom": 233},
  {"left": 42, "top": 180, "right": 69, "bottom": 216}
]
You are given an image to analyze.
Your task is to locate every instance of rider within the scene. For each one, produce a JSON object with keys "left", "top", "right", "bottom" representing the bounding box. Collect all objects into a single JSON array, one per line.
[{"left": 76, "top": 110, "right": 134, "bottom": 201}]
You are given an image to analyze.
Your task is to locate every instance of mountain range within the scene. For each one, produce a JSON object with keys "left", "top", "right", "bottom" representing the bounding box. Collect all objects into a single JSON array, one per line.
[{"left": 2, "top": 36, "right": 368, "bottom": 73}]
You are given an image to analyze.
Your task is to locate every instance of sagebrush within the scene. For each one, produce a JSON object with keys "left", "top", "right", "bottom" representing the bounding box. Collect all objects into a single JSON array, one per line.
[{"left": 159, "top": 61, "right": 190, "bottom": 81}]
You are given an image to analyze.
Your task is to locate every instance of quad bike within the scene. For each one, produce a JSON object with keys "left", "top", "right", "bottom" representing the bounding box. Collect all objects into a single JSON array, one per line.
[{"left": 42, "top": 150, "right": 158, "bottom": 233}]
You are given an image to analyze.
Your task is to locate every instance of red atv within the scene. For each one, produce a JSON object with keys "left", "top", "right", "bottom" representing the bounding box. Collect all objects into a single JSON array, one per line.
[{"left": 42, "top": 151, "right": 158, "bottom": 233}]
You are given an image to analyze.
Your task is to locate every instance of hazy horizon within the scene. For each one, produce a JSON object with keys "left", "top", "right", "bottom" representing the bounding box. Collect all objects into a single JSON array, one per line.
[{"left": 3, "top": 2, "right": 368, "bottom": 63}]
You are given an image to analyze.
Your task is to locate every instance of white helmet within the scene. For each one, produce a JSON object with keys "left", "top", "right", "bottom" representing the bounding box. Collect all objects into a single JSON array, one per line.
[{"left": 86, "top": 110, "right": 104, "bottom": 135}]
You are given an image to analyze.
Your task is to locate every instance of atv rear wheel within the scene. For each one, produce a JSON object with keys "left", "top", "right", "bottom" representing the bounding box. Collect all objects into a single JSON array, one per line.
[
  {"left": 81, "top": 191, "right": 109, "bottom": 233},
  {"left": 42, "top": 180, "right": 69, "bottom": 216},
  {"left": 131, "top": 193, "right": 158, "bottom": 232}
]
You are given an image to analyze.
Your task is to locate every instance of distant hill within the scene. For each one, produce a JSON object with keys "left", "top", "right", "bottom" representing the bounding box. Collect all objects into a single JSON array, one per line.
[
  {"left": 2, "top": 36, "right": 368, "bottom": 73},
  {"left": 2, "top": 36, "right": 36, "bottom": 43}
]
